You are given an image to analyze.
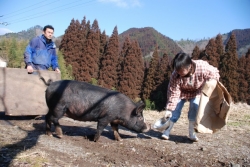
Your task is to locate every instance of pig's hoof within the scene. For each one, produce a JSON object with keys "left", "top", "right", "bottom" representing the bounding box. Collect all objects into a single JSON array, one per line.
[
  {"left": 93, "top": 134, "right": 100, "bottom": 142},
  {"left": 55, "top": 127, "right": 63, "bottom": 138},
  {"left": 46, "top": 131, "right": 53, "bottom": 137},
  {"left": 57, "top": 135, "right": 63, "bottom": 138},
  {"left": 115, "top": 137, "right": 123, "bottom": 141}
]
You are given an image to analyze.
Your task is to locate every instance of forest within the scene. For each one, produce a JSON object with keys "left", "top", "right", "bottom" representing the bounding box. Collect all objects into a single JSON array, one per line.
[{"left": 1, "top": 17, "right": 250, "bottom": 110}]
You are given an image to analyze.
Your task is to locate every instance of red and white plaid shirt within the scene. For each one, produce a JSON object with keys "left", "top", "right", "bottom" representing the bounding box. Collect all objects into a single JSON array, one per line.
[{"left": 166, "top": 60, "right": 220, "bottom": 111}]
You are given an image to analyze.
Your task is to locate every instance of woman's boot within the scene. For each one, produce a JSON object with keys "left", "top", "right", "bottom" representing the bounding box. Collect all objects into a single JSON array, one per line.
[
  {"left": 161, "top": 121, "right": 174, "bottom": 140},
  {"left": 189, "top": 121, "right": 199, "bottom": 141}
]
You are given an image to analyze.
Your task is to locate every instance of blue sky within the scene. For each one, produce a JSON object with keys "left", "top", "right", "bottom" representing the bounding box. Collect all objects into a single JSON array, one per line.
[{"left": 0, "top": 0, "right": 249, "bottom": 40}]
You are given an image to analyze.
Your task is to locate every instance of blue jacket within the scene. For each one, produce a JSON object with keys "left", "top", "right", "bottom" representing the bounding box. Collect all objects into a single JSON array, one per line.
[{"left": 24, "top": 35, "right": 59, "bottom": 70}]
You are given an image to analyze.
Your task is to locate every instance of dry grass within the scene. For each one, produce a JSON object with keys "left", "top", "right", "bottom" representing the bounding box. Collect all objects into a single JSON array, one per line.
[
  {"left": 227, "top": 103, "right": 250, "bottom": 128},
  {"left": 145, "top": 102, "right": 250, "bottom": 129},
  {"left": 12, "top": 150, "right": 48, "bottom": 167}
]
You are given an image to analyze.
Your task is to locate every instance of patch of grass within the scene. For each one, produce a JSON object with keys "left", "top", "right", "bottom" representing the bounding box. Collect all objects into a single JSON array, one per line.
[
  {"left": 15, "top": 152, "right": 48, "bottom": 167},
  {"left": 244, "top": 115, "right": 250, "bottom": 120},
  {"left": 227, "top": 121, "right": 242, "bottom": 127},
  {"left": 227, "top": 117, "right": 250, "bottom": 127}
]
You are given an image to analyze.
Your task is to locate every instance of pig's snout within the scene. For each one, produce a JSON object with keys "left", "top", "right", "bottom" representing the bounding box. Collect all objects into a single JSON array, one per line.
[{"left": 142, "top": 123, "right": 151, "bottom": 133}]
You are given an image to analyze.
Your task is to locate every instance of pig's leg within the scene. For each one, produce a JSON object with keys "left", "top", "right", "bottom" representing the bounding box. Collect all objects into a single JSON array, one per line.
[
  {"left": 53, "top": 118, "right": 63, "bottom": 138},
  {"left": 45, "top": 112, "right": 53, "bottom": 136},
  {"left": 110, "top": 123, "right": 122, "bottom": 141},
  {"left": 46, "top": 109, "right": 63, "bottom": 138},
  {"left": 52, "top": 106, "right": 67, "bottom": 138},
  {"left": 46, "top": 112, "right": 63, "bottom": 138},
  {"left": 94, "top": 121, "right": 109, "bottom": 142}
]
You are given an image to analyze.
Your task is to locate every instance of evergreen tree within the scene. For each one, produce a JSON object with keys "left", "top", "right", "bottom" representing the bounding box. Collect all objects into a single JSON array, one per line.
[
  {"left": 59, "top": 19, "right": 82, "bottom": 80},
  {"left": 215, "top": 34, "right": 224, "bottom": 67},
  {"left": 191, "top": 45, "right": 200, "bottom": 60},
  {"left": 245, "top": 48, "right": 250, "bottom": 104},
  {"left": 152, "top": 53, "right": 171, "bottom": 111},
  {"left": 78, "top": 19, "right": 100, "bottom": 82},
  {"left": 0, "top": 38, "right": 27, "bottom": 68},
  {"left": 219, "top": 33, "right": 239, "bottom": 102},
  {"left": 57, "top": 51, "right": 74, "bottom": 80},
  {"left": 70, "top": 19, "right": 84, "bottom": 80},
  {"left": 117, "top": 36, "right": 130, "bottom": 88},
  {"left": 59, "top": 19, "right": 76, "bottom": 63},
  {"left": 98, "top": 26, "right": 119, "bottom": 89},
  {"left": 198, "top": 49, "right": 208, "bottom": 61},
  {"left": 205, "top": 38, "right": 219, "bottom": 68},
  {"left": 142, "top": 45, "right": 159, "bottom": 100},
  {"left": 98, "top": 30, "right": 108, "bottom": 78},
  {"left": 118, "top": 39, "right": 138, "bottom": 99},
  {"left": 237, "top": 55, "right": 248, "bottom": 102},
  {"left": 91, "top": 19, "right": 101, "bottom": 79},
  {"left": 133, "top": 40, "right": 145, "bottom": 100}
]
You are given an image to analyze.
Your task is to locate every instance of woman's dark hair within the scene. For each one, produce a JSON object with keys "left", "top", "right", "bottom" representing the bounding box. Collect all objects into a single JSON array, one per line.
[
  {"left": 172, "top": 52, "right": 192, "bottom": 71},
  {"left": 43, "top": 25, "right": 54, "bottom": 32}
]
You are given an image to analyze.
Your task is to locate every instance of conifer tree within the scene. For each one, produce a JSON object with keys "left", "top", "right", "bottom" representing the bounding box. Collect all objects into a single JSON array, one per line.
[
  {"left": 191, "top": 45, "right": 200, "bottom": 60},
  {"left": 142, "top": 46, "right": 159, "bottom": 100},
  {"left": 59, "top": 19, "right": 76, "bottom": 63},
  {"left": 133, "top": 40, "right": 145, "bottom": 100},
  {"left": 99, "top": 30, "right": 107, "bottom": 74},
  {"left": 57, "top": 51, "right": 74, "bottom": 80},
  {"left": 215, "top": 34, "right": 224, "bottom": 66},
  {"left": 219, "top": 33, "right": 239, "bottom": 102},
  {"left": 237, "top": 55, "right": 248, "bottom": 102},
  {"left": 8, "top": 38, "right": 20, "bottom": 68},
  {"left": 98, "top": 26, "right": 119, "bottom": 89},
  {"left": 118, "top": 39, "right": 139, "bottom": 99},
  {"left": 117, "top": 36, "right": 130, "bottom": 87},
  {"left": 245, "top": 48, "right": 250, "bottom": 104},
  {"left": 76, "top": 17, "right": 89, "bottom": 81},
  {"left": 78, "top": 19, "right": 100, "bottom": 82},
  {"left": 198, "top": 49, "right": 208, "bottom": 61},
  {"left": 205, "top": 38, "right": 219, "bottom": 67},
  {"left": 91, "top": 19, "right": 101, "bottom": 79},
  {"left": 152, "top": 53, "right": 171, "bottom": 111},
  {"left": 59, "top": 19, "right": 82, "bottom": 80},
  {"left": 70, "top": 19, "right": 84, "bottom": 80}
]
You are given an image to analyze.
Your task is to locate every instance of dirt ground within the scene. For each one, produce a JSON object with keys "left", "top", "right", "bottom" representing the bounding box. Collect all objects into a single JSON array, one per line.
[{"left": 0, "top": 103, "right": 250, "bottom": 167}]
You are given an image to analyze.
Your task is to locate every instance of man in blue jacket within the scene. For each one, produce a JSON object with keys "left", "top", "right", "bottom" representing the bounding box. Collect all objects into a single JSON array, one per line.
[{"left": 24, "top": 25, "right": 60, "bottom": 73}]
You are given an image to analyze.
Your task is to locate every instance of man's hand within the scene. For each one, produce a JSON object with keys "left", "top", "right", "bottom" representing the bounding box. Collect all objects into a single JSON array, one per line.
[
  {"left": 55, "top": 68, "right": 61, "bottom": 73},
  {"left": 27, "top": 65, "right": 34, "bottom": 73},
  {"left": 165, "top": 110, "right": 172, "bottom": 118}
]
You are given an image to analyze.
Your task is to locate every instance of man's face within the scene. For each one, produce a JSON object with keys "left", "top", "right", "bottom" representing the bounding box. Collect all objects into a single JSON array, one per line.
[{"left": 43, "top": 28, "right": 54, "bottom": 40}]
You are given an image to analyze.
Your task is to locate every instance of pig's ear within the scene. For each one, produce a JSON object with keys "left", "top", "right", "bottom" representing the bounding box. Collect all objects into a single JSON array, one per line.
[{"left": 135, "top": 101, "right": 145, "bottom": 114}]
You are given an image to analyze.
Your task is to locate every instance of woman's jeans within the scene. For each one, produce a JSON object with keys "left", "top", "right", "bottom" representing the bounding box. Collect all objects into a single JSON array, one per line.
[{"left": 170, "top": 97, "right": 200, "bottom": 123}]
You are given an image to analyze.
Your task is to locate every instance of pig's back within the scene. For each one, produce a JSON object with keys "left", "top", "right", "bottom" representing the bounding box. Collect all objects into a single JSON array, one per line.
[{"left": 46, "top": 80, "right": 132, "bottom": 109}]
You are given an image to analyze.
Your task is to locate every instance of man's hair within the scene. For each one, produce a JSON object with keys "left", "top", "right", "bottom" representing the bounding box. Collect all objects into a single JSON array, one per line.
[
  {"left": 172, "top": 52, "right": 192, "bottom": 71},
  {"left": 43, "top": 25, "right": 54, "bottom": 32}
]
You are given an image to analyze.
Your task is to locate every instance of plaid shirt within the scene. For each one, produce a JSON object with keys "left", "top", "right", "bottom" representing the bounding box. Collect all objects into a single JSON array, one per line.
[{"left": 166, "top": 60, "right": 220, "bottom": 111}]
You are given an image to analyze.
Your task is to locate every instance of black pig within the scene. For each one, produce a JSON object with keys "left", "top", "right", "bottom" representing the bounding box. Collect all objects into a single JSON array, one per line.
[{"left": 43, "top": 79, "right": 150, "bottom": 142}]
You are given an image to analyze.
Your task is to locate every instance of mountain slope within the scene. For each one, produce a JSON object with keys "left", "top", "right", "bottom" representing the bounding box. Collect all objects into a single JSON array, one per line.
[
  {"left": 119, "top": 27, "right": 183, "bottom": 58},
  {"left": 0, "top": 25, "right": 43, "bottom": 41},
  {"left": 177, "top": 28, "right": 250, "bottom": 57}
]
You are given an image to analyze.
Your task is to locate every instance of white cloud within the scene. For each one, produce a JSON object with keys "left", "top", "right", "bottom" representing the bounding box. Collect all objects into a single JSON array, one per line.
[
  {"left": 98, "top": 0, "right": 141, "bottom": 8},
  {"left": 0, "top": 28, "right": 13, "bottom": 35}
]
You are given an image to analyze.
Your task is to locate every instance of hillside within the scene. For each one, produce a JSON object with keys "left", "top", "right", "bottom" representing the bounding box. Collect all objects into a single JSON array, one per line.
[
  {"left": 177, "top": 28, "right": 250, "bottom": 57},
  {"left": 176, "top": 39, "right": 208, "bottom": 56},
  {"left": 224, "top": 29, "right": 250, "bottom": 57},
  {"left": 0, "top": 25, "right": 43, "bottom": 41},
  {"left": 118, "top": 27, "right": 183, "bottom": 59},
  {"left": 1, "top": 25, "right": 249, "bottom": 58}
]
